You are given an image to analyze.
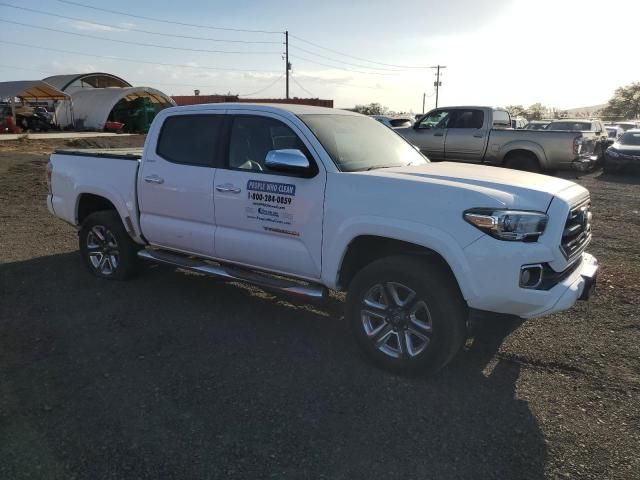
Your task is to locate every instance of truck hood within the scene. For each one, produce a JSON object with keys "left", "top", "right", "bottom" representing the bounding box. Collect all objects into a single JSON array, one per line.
[{"left": 368, "top": 162, "right": 579, "bottom": 209}]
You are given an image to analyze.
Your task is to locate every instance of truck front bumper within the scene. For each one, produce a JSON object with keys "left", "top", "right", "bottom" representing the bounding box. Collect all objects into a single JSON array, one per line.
[{"left": 461, "top": 233, "right": 598, "bottom": 319}]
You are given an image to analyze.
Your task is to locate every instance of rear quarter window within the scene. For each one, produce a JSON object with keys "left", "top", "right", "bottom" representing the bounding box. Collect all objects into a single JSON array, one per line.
[{"left": 156, "top": 115, "right": 223, "bottom": 167}]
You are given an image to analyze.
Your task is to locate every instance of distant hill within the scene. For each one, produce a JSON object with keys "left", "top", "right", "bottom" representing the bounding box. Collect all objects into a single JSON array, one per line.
[{"left": 564, "top": 104, "right": 607, "bottom": 116}]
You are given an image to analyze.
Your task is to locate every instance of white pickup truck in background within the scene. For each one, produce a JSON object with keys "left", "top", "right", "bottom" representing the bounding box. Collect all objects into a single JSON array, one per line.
[{"left": 47, "top": 103, "right": 598, "bottom": 373}]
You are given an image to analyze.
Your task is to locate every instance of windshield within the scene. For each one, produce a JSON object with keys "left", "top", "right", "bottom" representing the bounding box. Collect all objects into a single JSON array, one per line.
[
  {"left": 619, "top": 131, "right": 640, "bottom": 145},
  {"left": 299, "top": 114, "right": 428, "bottom": 172},
  {"left": 548, "top": 121, "right": 592, "bottom": 131},
  {"left": 607, "top": 128, "right": 618, "bottom": 138}
]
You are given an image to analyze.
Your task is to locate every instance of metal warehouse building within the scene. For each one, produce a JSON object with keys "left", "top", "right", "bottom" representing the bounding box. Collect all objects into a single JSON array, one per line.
[{"left": 42, "top": 72, "right": 175, "bottom": 132}]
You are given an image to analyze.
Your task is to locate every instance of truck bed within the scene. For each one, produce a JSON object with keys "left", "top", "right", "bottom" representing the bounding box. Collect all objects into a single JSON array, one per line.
[{"left": 53, "top": 148, "right": 143, "bottom": 160}]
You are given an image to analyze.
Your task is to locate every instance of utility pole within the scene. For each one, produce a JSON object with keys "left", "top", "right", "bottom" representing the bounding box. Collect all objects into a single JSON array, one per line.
[
  {"left": 430, "top": 65, "right": 446, "bottom": 108},
  {"left": 285, "top": 31, "right": 290, "bottom": 99},
  {"left": 422, "top": 92, "right": 426, "bottom": 114}
]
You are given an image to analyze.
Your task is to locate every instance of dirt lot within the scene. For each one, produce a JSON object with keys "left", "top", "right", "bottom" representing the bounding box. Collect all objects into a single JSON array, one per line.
[{"left": 0, "top": 136, "right": 638, "bottom": 480}]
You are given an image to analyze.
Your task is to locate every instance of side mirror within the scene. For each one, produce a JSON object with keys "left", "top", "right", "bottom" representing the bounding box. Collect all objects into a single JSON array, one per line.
[{"left": 265, "top": 149, "right": 310, "bottom": 174}]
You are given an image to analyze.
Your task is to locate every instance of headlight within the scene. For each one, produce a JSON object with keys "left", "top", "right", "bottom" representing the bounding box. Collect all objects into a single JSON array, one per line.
[
  {"left": 464, "top": 209, "right": 548, "bottom": 241},
  {"left": 607, "top": 149, "right": 619, "bottom": 158}
]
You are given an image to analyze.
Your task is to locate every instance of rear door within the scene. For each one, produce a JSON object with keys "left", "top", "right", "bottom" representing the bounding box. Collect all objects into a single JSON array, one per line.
[
  {"left": 402, "top": 109, "right": 451, "bottom": 160},
  {"left": 443, "top": 108, "right": 488, "bottom": 162},
  {"left": 212, "top": 112, "right": 325, "bottom": 279},
  {"left": 138, "top": 113, "right": 224, "bottom": 257}
]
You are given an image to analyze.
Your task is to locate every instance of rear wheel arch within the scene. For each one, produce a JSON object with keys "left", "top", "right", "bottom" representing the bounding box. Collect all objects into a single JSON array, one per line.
[
  {"left": 502, "top": 149, "right": 543, "bottom": 172},
  {"left": 76, "top": 193, "right": 118, "bottom": 225}
]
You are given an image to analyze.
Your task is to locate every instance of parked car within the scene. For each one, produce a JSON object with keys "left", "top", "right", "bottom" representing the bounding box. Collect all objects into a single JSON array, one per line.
[
  {"left": 605, "top": 125, "right": 624, "bottom": 146},
  {"left": 612, "top": 121, "right": 640, "bottom": 132},
  {"left": 523, "top": 120, "right": 551, "bottom": 130},
  {"left": 604, "top": 129, "right": 640, "bottom": 173},
  {"left": 372, "top": 115, "right": 414, "bottom": 129},
  {"left": 398, "top": 107, "right": 600, "bottom": 172},
  {"left": 46, "top": 103, "right": 598, "bottom": 374},
  {"left": 546, "top": 119, "right": 609, "bottom": 162}
]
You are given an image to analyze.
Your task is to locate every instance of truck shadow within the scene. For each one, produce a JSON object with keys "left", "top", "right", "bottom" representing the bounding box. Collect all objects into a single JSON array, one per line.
[{"left": 0, "top": 253, "right": 546, "bottom": 480}]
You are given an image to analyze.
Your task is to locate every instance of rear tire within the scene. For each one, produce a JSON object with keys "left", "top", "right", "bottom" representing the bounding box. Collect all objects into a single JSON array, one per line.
[
  {"left": 79, "top": 211, "right": 140, "bottom": 280},
  {"left": 347, "top": 255, "right": 467, "bottom": 374},
  {"left": 504, "top": 153, "right": 541, "bottom": 173}
]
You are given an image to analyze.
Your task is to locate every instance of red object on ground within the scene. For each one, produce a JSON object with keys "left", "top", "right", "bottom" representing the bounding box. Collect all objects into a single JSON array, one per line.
[
  {"left": 104, "top": 121, "right": 124, "bottom": 132},
  {"left": 5, "top": 115, "right": 22, "bottom": 134}
]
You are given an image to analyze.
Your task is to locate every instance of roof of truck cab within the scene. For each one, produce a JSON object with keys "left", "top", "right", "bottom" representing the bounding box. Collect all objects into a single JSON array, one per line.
[{"left": 164, "top": 102, "right": 358, "bottom": 116}]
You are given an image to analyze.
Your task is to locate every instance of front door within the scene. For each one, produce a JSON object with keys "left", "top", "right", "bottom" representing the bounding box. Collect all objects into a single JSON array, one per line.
[
  {"left": 213, "top": 112, "right": 325, "bottom": 279},
  {"left": 403, "top": 109, "right": 451, "bottom": 160},
  {"left": 138, "top": 113, "right": 224, "bottom": 257},
  {"left": 444, "top": 109, "right": 488, "bottom": 162}
]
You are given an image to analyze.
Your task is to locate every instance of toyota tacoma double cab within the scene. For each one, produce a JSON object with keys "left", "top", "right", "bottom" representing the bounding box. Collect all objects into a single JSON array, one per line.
[{"left": 47, "top": 103, "right": 598, "bottom": 373}]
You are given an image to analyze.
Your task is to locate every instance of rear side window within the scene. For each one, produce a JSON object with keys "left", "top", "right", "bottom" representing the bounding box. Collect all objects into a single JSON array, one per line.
[
  {"left": 492, "top": 110, "right": 510, "bottom": 128},
  {"left": 448, "top": 110, "right": 484, "bottom": 129},
  {"left": 156, "top": 115, "right": 223, "bottom": 166}
]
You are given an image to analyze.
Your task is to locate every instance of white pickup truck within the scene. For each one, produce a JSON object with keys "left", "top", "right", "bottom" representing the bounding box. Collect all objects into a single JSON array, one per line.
[{"left": 47, "top": 103, "right": 598, "bottom": 373}]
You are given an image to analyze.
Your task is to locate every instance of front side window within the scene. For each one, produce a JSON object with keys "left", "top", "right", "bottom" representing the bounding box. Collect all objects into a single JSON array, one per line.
[
  {"left": 448, "top": 110, "right": 484, "bottom": 129},
  {"left": 300, "top": 114, "right": 427, "bottom": 172},
  {"left": 416, "top": 110, "right": 450, "bottom": 129},
  {"left": 156, "top": 115, "right": 222, "bottom": 166},
  {"left": 228, "top": 116, "right": 309, "bottom": 172}
]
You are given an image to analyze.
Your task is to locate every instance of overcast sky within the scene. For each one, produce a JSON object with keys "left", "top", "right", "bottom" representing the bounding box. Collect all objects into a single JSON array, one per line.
[{"left": 1, "top": 0, "right": 639, "bottom": 112}]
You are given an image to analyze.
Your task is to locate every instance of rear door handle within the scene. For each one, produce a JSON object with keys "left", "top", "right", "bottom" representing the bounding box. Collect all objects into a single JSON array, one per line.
[
  {"left": 144, "top": 175, "right": 164, "bottom": 184},
  {"left": 216, "top": 183, "right": 241, "bottom": 193},
  {"left": 434, "top": 132, "right": 444, "bottom": 137},
  {"left": 473, "top": 133, "right": 484, "bottom": 138}
]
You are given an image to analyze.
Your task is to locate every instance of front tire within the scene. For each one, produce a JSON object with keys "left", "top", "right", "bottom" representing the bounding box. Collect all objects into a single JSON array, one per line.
[
  {"left": 79, "top": 211, "right": 140, "bottom": 280},
  {"left": 347, "top": 256, "right": 467, "bottom": 374}
]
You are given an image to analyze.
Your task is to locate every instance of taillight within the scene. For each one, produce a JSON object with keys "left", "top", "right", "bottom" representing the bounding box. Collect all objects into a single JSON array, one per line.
[
  {"left": 46, "top": 161, "right": 52, "bottom": 193},
  {"left": 572, "top": 135, "right": 582, "bottom": 155}
]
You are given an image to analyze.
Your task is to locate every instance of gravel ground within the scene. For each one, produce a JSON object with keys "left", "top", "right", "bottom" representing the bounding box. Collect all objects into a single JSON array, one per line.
[{"left": 0, "top": 137, "right": 638, "bottom": 480}]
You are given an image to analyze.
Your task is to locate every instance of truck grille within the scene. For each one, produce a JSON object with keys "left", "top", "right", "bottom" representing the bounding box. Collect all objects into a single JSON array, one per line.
[{"left": 560, "top": 199, "right": 592, "bottom": 260}]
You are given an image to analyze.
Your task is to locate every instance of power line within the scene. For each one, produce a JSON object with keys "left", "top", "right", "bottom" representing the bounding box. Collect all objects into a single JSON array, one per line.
[
  {"left": 0, "top": 40, "right": 280, "bottom": 73},
  {"left": 56, "top": 0, "right": 283, "bottom": 34},
  {"left": 292, "top": 45, "right": 402, "bottom": 72},
  {"left": 239, "top": 74, "right": 284, "bottom": 97},
  {"left": 289, "top": 33, "right": 429, "bottom": 69},
  {"left": 0, "top": 3, "right": 283, "bottom": 44},
  {"left": 289, "top": 55, "right": 397, "bottom": 76},
  {"left": 291, "top": 74, "right": 315, "bottom": 97},
  {"left": 0, "top": 18, "right": 282, "bottom": 55}
]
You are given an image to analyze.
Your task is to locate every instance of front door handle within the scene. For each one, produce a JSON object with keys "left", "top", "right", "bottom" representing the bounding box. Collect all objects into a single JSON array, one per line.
[
  {"left": 216, "top": 183, "right": 241, "bottom": 194},
  {"left": 144, "top": 174, "right": 164, "bottom": 184}
]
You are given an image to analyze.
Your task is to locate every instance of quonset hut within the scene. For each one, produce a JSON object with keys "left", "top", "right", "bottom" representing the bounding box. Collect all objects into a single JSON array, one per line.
[{"left": 43, "top": 72, "right": 175, "bottom": 132}]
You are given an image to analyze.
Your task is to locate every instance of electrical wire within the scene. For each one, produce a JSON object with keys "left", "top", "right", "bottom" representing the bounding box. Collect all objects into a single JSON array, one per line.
[
  {"left": 292, "top": 44, "right": 402, "bottom": 72},
  {"left": 238, "top": 74, "right": 284, "bottom": 97},
  {"left": 56, "top": 0, "right": 283, "bottom": 34},
  {"left": 0, "top": 40, "right": 280, "bottom": 73},
  {"left": 290, "top": 33, "right": 429, "bottom": 69},
  {"left": 290, "top": 74, "right": 315, "bottom": 97},
  {"left": 0, "top": 3, "right": 283, "bottom": 45},
  {"left": 0, "top": 18, "right": 282, "bottom": 55},
  {"left": 289, "top": 55, "right": 397, "bottom": 76}
]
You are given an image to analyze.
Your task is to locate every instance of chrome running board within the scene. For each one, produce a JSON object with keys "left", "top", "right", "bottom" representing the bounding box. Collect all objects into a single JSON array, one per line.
[{"left": 138, "top": 249, "right": 327, "bottom": 300}]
